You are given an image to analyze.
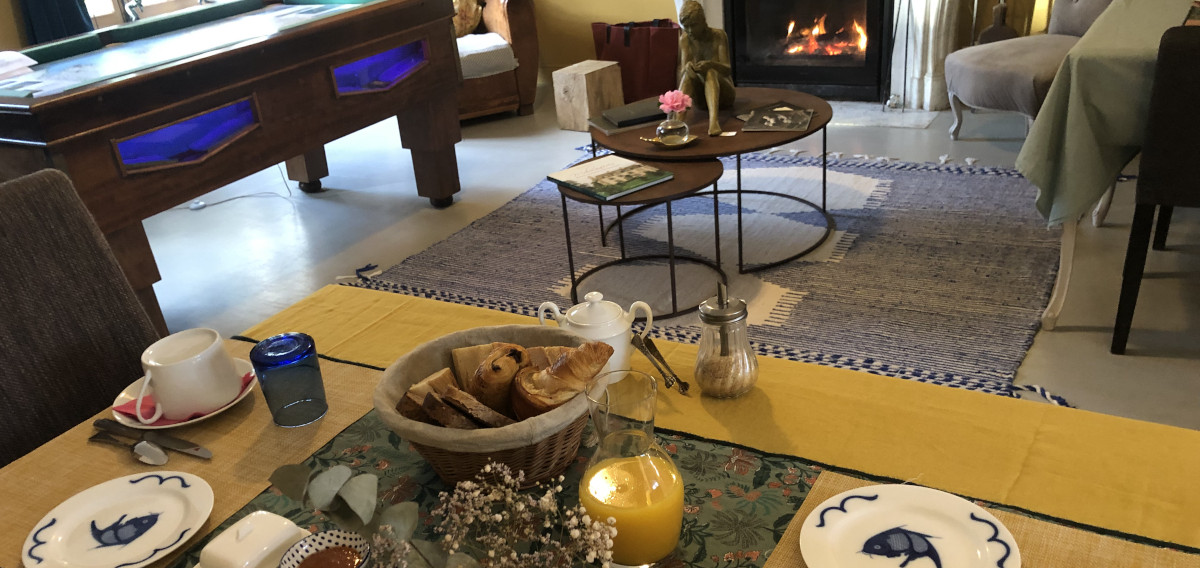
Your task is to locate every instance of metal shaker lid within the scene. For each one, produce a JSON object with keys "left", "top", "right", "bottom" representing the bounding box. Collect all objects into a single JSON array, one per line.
[{"left": 698, "top": 283, "right": 747, "bottom": 324}]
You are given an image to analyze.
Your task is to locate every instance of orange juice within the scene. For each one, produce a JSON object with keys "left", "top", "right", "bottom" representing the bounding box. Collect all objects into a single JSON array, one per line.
[{"left": 579, "top": 454, "right": 684, "bottom": 565}]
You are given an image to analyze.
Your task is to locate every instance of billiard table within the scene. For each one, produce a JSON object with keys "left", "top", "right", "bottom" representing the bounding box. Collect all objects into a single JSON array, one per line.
[{"left": 0, "top": 0, "right": 463, "bottom": 333}]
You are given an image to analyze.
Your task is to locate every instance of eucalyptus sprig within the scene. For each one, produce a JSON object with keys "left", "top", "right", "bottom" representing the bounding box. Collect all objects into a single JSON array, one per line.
[
  {"left": 268, "top": 461, "right": 615, "bottom": 568},
  {"left": 268, "top": 464, "right": 479, "bottom": 568}
]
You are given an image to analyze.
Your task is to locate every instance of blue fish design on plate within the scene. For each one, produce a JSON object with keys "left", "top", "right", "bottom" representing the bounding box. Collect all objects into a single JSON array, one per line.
[
  {"left": 862, "top": 526, "right": 941, "bottom": 568},
  {"left": 90, "top": 513, "right": 160, "bottom": 548}
]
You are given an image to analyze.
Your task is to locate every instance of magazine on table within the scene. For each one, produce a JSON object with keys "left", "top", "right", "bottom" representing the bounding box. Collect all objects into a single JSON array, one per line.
[
  {"left": 741, "top": 101, "right": 815, "bottom": 131},
  {"left": 546, "top": 155, "right": 673, "bottom": 201}
]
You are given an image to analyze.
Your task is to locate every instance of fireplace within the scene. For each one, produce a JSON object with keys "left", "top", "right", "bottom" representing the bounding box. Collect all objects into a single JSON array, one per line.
[{"left": 723, "top": 0, "right": 895, "bottom": 100}]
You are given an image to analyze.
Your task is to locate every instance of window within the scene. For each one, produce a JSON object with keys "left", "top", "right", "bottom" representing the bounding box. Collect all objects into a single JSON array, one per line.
[{"left": 86, "top": 0, "right": 203, "bottom": 30}]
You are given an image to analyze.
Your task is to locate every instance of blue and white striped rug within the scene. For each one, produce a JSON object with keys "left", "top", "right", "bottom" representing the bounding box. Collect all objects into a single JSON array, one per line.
[{"left": 351, "top": 153, "right": 1063, "bottom": 403}]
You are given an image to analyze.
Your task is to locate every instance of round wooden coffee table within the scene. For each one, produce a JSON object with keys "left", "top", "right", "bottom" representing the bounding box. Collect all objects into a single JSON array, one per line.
[
  {"left": 553, "top": 157, "right": 727, "bottom": 319},
  {"left": 590, "top": 87, "right": 836, "bottom": 273}
]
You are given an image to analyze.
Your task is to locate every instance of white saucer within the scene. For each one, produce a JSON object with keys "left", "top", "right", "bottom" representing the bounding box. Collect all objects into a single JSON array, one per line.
[
  {"left": 111, "top": 359, "right": 257, "bottom": 430},
  {"left": 23, "top": 471, "right": 213, "bottom": 568}
]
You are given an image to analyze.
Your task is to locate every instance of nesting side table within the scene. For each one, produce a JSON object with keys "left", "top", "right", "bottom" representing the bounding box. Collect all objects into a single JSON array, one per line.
[
  {"left": 590, "top": 87, "right": 836, "bottom": 274},
  {"left": 552, "top": 157, "right": 727, "bottom": 319}
]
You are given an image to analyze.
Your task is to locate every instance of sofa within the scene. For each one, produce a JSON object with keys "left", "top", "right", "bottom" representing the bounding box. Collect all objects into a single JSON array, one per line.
[{"left": 456, "top": 0, "right": 539, "bottom": 120}]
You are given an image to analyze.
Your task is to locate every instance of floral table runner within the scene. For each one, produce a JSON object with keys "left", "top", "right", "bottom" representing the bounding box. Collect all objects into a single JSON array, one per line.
[{"left": 167, "top": 410, "right": 821, "bottom": 568}]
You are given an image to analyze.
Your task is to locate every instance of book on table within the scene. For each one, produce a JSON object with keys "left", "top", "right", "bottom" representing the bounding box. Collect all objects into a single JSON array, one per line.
[
  {"left": 601, "top": 97, "right": 667, "bottom": 127},
  {"left": 588, "top": 114, "right": 655, "bottom": 136},
  {"left": 546, "top": 155, "right": 673, "bottom": 201}
]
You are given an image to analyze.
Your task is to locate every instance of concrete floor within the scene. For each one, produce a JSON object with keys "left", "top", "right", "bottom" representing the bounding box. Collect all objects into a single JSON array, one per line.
[{"left": 145, "top": 84, "right": 1200, "bottom": 431}]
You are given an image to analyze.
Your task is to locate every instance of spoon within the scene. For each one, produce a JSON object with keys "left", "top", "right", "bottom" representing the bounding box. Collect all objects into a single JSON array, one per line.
[{"left": 89, "top": 432, "right": 169, "bottom": 466}]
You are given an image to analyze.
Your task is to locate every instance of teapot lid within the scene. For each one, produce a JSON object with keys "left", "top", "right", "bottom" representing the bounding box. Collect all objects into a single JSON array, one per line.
[{"left": 565, "top": 291, "right": 624, "bottom": 326}]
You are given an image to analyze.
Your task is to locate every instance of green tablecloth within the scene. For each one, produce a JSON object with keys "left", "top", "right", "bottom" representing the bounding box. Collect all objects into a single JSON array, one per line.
[{"left": 1016, "top": 0, "right": 1193, "bottom": 225}]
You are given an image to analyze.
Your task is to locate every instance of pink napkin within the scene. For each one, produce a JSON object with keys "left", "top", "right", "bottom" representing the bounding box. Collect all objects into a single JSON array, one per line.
[{"left": 113, "top": 372, "right": 255, "bottom": 426}]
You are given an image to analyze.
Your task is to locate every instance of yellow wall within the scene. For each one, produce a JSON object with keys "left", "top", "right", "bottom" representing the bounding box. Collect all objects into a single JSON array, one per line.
[
  {"left": 534, "top": 0, "right": 678, "bottom": 71},
  {"left": 0, "top": 0, "right": 25, "bottom": 50}
]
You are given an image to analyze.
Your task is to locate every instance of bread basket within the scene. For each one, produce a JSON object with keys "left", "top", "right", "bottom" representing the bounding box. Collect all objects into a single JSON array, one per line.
[{"left": 374, "top": 325, "right": 592, "bottom": 486}]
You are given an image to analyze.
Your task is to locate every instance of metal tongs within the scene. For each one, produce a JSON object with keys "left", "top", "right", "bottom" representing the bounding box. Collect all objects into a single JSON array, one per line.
[{"left": 631, "top": 334, "right": 691, "bottom": 395}]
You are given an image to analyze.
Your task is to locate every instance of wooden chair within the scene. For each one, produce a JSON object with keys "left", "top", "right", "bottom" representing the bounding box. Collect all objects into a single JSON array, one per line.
[
  {"left": 1111, "top": 26, "right": 1200, "bottom": 354},
  {"left": 0, "top": 170, "right": 160, "bottom": 465},
  {"left": 456, "top": 0, "right": 539, "bottom": 120}
]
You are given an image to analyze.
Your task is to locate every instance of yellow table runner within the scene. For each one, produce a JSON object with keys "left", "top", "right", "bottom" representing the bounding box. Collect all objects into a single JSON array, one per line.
[{"left": 243, "top": 285, "right": 1200, "bottom": 549}]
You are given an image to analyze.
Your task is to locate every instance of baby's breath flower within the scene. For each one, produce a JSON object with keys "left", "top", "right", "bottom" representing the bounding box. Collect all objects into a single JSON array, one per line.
[{"left": 428, "top": 460, "right": 616, "bottom": 568}]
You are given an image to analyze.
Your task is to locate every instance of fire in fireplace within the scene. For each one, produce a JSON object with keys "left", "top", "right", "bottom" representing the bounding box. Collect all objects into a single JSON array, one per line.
[
  {"left": 725, "top": 0, "right": 894, "bottom": 100},
  {"left": 783, "top": 14, "right": 867, "bottom": 57}
]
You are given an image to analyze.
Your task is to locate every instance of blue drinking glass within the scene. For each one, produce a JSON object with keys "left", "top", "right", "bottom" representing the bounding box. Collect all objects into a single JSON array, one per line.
[{"left": 250, "top": 332, "right": 328, "bottom": 427}]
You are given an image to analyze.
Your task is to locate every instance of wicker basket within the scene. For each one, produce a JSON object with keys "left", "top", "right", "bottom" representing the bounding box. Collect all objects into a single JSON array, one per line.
[{"left": 374, "top": 325, "right": 592, "bottom": 486}]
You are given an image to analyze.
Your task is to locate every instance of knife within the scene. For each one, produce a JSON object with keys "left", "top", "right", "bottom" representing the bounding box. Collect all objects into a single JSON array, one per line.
[{"left": 93, "top": 418, "right": 213, "bottom": 459}]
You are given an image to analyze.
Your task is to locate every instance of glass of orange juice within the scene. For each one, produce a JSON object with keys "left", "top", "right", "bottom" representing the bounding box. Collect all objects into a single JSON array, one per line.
[{"left": 580, "top": 370, "right": 683, "bottom": 566}]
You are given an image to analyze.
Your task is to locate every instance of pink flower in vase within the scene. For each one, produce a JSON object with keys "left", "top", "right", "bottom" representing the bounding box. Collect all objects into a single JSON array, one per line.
[{"left": 658, "top": 90, "right": 692, "bottom": 114}]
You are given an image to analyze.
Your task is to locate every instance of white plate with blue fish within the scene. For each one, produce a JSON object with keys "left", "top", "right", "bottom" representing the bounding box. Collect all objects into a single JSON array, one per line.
[
  {"left": 799, "top": 484, "right": 1020, "bottom": 568},
  {"left": 22, "top": 472, "right": 213, "bottom": 568}
]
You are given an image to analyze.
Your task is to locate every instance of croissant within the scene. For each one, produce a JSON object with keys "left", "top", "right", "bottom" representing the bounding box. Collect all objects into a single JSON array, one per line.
[
  {"left": 526, "top": 345, "right": 573, "bottom": 370},
  {"left": 511, "top": 341, "right": 614, "bottom": 419},
  {"left": 465, "top": 343, "right": 529, "bottom": 416}
]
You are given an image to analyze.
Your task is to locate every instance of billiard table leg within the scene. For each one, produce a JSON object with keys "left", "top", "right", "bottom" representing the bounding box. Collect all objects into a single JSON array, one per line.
[
  {"left": 106, "top": 223, "right": 169, "bottom": 336},
  {"left": 285, "top": 148, "right": 329, "bottom": 193},
  {"left": 396, "top": 98, "right": 462, "bottom": 207}
]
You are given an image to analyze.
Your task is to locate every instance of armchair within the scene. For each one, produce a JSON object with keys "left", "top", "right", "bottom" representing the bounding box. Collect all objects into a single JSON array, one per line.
[
  {"left": 944, "top": 0, "right": 1112, "bottom": 139},
  {"left": 456, "top": 0, "right": 539, "bottom": 120}
]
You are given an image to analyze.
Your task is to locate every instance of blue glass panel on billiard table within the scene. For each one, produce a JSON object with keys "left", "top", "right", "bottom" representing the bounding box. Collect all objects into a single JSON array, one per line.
[
  {"left": 333, "top": 42, "right": 425, "bottom": 95},
  {"left": 116, "top": 98, "right": 257, "bottom": 169}
]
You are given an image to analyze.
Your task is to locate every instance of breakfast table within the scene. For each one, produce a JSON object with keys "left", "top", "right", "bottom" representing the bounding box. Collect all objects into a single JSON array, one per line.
[
  {"left": 1015, "top": 0, "right": 1193, "bottom": 328},
  {"left": 3, "top": 285, "right": 1200, "bottom": 568}
]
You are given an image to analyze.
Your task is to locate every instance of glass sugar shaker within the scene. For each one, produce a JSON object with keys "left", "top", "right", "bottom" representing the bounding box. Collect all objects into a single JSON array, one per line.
[{"left": 695, "top": 283, "right": 758, "bottom": 398}]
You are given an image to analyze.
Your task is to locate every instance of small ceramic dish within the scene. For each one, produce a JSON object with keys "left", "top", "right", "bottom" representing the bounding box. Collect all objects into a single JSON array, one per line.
[
  {"left": 640, "top": 134, "right": 700, "bottom": 149},
  {"left": 279, "top": 530, "right": 371, "bottom": 568}
]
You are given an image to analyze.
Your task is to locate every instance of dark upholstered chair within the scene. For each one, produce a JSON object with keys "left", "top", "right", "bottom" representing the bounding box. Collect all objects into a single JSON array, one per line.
[
  {"left": 1111, "top": 26, "right": 1200, "bottom": 354},
  {"left": 944, "top": 0, "right": 1112, "bottom": 139},
  {"left": 0, "top": 170, "right": 161, "bottom": 466}
]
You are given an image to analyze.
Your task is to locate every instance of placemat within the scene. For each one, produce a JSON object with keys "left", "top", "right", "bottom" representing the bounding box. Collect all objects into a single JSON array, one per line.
[
  {"left": 0, "top": 340, "right": 382, "bottom": 568},
  {"left": 767, "top": 472, "right": 1200, "bottom": 567}
]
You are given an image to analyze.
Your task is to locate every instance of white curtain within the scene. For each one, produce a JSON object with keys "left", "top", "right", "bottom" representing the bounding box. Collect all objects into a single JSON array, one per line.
[{"left": 893, "top": 0, "right": 960, "bottom": 110}]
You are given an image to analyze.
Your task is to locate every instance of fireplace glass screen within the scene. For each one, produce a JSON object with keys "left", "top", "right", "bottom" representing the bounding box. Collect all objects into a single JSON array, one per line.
[
  {"left": 742, "top": 0, "right": 869, "bottom": 67},
  {"left": 727, "top": 0, "right": 891, "bottom": 100}
]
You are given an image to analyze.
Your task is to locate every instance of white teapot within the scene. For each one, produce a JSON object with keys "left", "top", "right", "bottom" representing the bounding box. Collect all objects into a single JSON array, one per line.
[{"left": 538, "top": 292, "right": 652, "bottom": 375}]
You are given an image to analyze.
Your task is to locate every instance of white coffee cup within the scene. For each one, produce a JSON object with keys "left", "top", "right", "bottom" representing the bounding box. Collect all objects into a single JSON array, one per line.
[{"left": 135, "top": 328, "right": 243, "bottom": 423}]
